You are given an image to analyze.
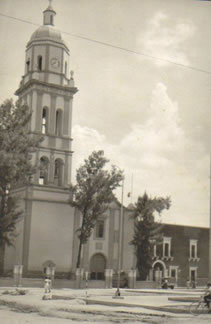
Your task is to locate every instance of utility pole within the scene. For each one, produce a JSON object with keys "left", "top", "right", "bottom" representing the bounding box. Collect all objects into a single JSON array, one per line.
[{"left": 114, "top": 179, "right": 124, "bottom": 298}]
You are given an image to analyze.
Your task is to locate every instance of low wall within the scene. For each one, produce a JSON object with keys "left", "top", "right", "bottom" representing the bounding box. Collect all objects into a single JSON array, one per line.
[
  {"left": 0, "top": 277, "right": 43, "bottom": 288},
  {"left": 0, "top": 277, "right": 105, "bottom": 289},
  {"left": 86, "top": 280, "right": 105, "bottom": 289},
  {"left": 178, "top": 277, "right": 208, "bottom": 288},
  {"left": 2, "top": 277, "right": 204, "bottom": 290},
  {"left": 136, "top": 280, "right": 159, "bottom": 289},
  {"left": 196, "top": 277, "right": 208, "bottom": 287},
  {"left": 0, "top": 277, "right": 75, "bottom": 289}
]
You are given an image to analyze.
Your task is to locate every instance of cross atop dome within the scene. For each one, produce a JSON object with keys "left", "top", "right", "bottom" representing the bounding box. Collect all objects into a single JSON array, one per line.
[{"left": 43, "top": 0, "right": 56, "bottom": 26}]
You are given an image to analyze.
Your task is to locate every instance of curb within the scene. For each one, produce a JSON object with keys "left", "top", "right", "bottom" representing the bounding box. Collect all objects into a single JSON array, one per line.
[{"left": 84, "top": 298, "right": 190, "bottom": 314}]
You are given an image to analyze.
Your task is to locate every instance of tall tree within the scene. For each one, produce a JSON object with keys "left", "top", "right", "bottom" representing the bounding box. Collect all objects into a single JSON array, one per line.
[
  {"left": 69, "top": 150, "right": 124, "bottom": 269},
  {"left": 0, "top": 99, "right": 41, "bottom": 272},
  {"left": 131, "top": 193, "right": 171, "bottom": 280}
]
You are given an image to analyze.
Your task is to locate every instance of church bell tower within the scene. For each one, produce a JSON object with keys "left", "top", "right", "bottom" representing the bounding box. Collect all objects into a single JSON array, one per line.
[
  {"left": 13, "top": 1, "right": 78, "bottom": 276},
  {"left": 16, "top": 1, "right": 77, "bottom": 187}
]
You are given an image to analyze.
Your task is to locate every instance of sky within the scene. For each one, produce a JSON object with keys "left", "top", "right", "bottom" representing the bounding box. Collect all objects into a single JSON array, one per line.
[{"left": 0, "top": 0, "right": 211, "bottom": 227}]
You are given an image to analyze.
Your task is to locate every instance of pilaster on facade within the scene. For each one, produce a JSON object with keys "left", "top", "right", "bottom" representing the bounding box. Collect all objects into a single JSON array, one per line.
[{"left": 152, "top": 245, "right": 159, "bottom": 261}]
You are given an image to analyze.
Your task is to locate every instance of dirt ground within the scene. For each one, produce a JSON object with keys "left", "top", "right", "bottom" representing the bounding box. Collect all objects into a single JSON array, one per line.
[{"left": 1, "top": 302, "right": 211, "bottom": 324}]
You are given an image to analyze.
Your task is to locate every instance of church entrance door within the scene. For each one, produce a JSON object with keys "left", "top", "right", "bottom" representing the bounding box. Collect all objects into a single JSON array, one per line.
[{"left": 90, "top": 253, "right": 106, "bottom": 280}]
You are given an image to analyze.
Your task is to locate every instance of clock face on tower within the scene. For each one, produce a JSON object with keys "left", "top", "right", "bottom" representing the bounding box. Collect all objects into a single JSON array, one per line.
[{"left": 51, "top": 57, "right": 60, "bottom": 68}]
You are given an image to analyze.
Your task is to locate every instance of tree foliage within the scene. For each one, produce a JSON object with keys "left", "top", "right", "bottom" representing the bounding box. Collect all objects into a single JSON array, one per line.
[
  {"left": 131, "top": 192, "right": 171, "bottom": 280},
  {"left": 0, "top": 99, "right": 41, "bottom": 248},
  {"left": 69, "top": 150, "right": 124, "bottom": 268}
]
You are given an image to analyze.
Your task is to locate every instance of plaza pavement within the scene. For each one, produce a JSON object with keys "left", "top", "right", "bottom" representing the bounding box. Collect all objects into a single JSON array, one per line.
[
  {"left": 0, "top": 286, "right": 205, "bottom": 317},
  {"left": 85, "top": 288, "right": 202, "bottom": 314}
]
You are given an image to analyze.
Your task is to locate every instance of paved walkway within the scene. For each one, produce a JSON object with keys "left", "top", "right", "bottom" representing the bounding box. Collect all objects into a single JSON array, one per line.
[{"left": 83, "top": 288, "right": 201, "bottom": 314}]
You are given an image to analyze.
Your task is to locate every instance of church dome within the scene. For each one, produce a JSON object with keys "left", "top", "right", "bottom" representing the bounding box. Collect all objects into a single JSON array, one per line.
[
  {"left": 30, "top": 25, "right": 64, "bottom": 44},
  {"left": 28, "top": 1, "right": 67, "bottom": 48}
]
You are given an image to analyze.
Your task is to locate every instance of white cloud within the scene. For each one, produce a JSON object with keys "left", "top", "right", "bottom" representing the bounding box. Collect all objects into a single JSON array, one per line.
[
  {"left": 141, "top": 12, "right": 195, "bottom": 66},
  {"left": 72, "top": 82, "right": 209, "bottom": 227},
  {"left": 72, "top": 125, "right": 106, "bottom": 172},
  {"left": 119, "top": 83, "right": 185, "bottom": 165}
]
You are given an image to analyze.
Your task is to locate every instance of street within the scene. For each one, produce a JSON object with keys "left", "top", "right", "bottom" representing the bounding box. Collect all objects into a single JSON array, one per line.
[{"left": 1, "top": 288, "right": 211, "bottom": 323}]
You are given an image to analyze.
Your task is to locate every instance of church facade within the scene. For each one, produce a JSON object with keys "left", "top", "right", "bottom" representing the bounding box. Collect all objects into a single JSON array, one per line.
[{"left": 3, "top": 3, "right": 210, "bottom": 287}]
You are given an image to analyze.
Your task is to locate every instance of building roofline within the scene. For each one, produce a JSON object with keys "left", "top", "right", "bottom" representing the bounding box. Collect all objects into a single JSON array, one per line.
[{"left": 162, "top": 222, "right": 209, "bottom": 230}]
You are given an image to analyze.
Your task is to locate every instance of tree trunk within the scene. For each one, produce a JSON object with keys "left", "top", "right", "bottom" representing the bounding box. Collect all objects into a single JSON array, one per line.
[
  {"left": 76, "top": 213, "right": 86, "bottom": 269},
  {"left": 76, "top": 239, "right": 83, "bottom": 269},
  {"left": 0, "top": 243, "right": 5, "bottom": 275}
]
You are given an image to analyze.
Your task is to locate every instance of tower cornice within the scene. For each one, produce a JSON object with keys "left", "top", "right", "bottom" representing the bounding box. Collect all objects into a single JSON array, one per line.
[
  {"left": 15, "top": 79, "right": 78, "bottom": 98},
  {"left": 26, "top": 38, "right": 70, "bottom": 53},
  {"left": 31, "top": 131, "right": 73, "bottom": 143}
]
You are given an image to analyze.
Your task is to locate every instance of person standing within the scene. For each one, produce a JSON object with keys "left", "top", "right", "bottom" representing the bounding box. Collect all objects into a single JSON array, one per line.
[{"left": 204, "top": 282, "right": 211, "bottom": 309}]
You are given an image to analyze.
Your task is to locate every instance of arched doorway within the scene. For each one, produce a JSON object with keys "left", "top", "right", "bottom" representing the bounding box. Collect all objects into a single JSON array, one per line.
[
  {"left": 90, "top": 253, "right": 106, "bottom": 280},
  {"left": 152, "top": 260, "right": 166, "bottom": 282}
]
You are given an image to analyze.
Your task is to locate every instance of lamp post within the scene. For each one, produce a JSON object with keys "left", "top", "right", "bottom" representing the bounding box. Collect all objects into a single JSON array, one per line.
[{"left": 115, "top": 178, "right": 124, "bottom": 297}]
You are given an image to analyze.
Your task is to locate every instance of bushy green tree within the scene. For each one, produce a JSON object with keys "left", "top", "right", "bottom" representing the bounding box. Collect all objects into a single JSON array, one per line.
[
  {"left": 69, "top": 150, "right": 124, "bottom": 268},
  {"left": 131, "top": 193, "right": 171, "bottom": 280},
  {"left": 0, "top": 99, "right": 41, "bottom": 271}
]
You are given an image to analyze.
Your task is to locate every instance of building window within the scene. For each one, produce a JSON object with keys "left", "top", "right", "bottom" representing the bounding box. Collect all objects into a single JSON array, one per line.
[
  {"left": 189, "top": 240, "right": 199, "bottom": 261},
  {"left": 163, "top": 237, "right": 172, "bottom": 259},
  {"left": 41, "top": 108, "right": 48, "bottom": 134},
  {"left": 169, "top": 266, "right": 179, "bottom": 286},
  {"left": 191, "top": 245, "right": 195, "bottom": 258},
  {"left": 164, "top": 243, "right": 169, "bottom": 257},
  {"left": 26, "top": 59, "right": 30, "bottom": 73},
  {"left": 55, "top": 109, "right": 63, "bottom": 136},
  {"left": 50, "top": 14, "right": 53, "bottom": 25},
  {"left": 54, "top": 158, "right": 63, "bottom": 186},
  {"left": 189, "top": 267, "right": 197, "bottom": 282},
  {"left": 171, "top": 269, "right": 176, "bottom": 278},
  {"left": 95, "top": 220, "right": 104, "bottom": 239},
  {"left": 38, "top": 55, "right": 43, "bottom": 71},
  {"left": 39, "top": 157, "right": 49, "bottom": 185},
  {"left": 169, "top": 266, "right": 178, "bottom": 278}
]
